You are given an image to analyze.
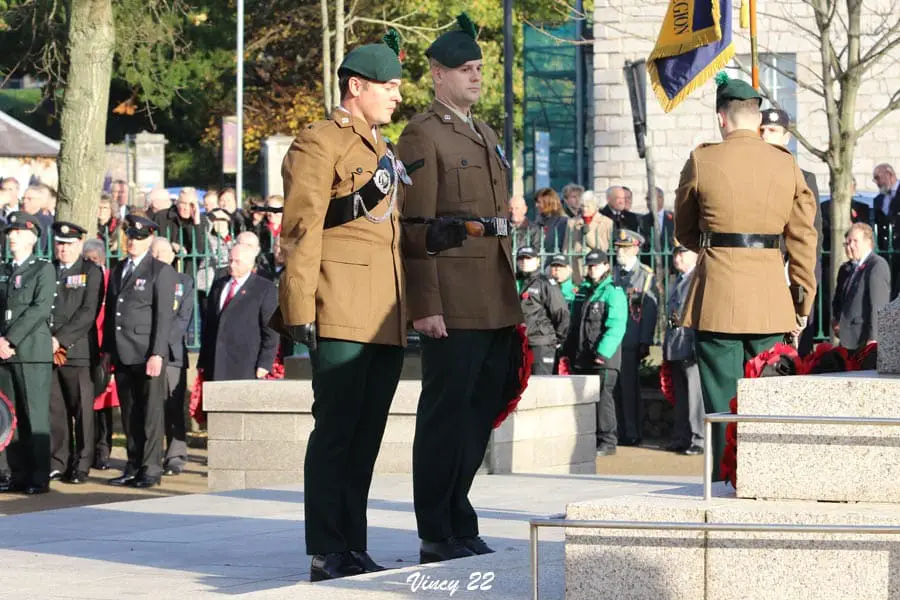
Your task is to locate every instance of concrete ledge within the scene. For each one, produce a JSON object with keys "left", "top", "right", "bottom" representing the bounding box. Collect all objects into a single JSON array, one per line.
[
  {"left": 204, "top": 374, "right": 600, "bottom": 491},
  {"left": 565, "top": 486, "right": 900, "bottom": 600},
  {"left": 737, "top": 371, "right": 900, "bottom": 503}
]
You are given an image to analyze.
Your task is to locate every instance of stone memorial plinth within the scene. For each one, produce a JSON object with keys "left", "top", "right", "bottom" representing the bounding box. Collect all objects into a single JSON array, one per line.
[
  {"left": 736, "top": 371, "right": 900, "bottom": 503},
  {"left": 877, "top": 298, "right": 900, "bottom": 373},
  {"left": 565, "top": 487, "right": 900, "bottom": 600},
  {"left": 205, "top": 375, "right": 598, "bottom": 491}
]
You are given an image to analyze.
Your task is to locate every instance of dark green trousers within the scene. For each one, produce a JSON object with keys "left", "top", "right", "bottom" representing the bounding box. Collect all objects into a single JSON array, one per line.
[
  {"left": 695, "top": 331, "right": 783, "bottom": 481},
  {"left": 414, "top": 327, "right": 514, "bottom": 542},
  {"left": 304, "top": 339, "right": 403, "bottom": 555},
  {"left": 0, "top": 362, "right": 53, "bottom": 487}
]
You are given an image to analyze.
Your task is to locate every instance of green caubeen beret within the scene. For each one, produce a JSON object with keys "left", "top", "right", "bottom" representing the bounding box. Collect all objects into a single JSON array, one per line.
[
  {"left": 426, "top": 12, "right": 482, "bottom": 68},
  {"left": 338, "top": 29, "right": 403, "bottom": 82},
  {"left": 714, "top": 72, "right": 761, "bottom": 109}
]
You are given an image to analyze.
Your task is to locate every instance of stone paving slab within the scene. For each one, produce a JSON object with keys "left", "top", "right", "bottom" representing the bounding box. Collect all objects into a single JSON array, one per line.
[{"left": 1, "top": 473, "right": 698, "bottom": 599}]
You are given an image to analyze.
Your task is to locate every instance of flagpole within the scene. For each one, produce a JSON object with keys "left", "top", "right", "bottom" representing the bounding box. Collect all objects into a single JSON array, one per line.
[{"left": 749, "top": 0, "right": 759, "bottom": 88}]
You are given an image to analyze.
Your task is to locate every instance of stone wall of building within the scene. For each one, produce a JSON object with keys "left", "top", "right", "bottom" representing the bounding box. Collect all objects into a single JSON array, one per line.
[{"left": 592, "top": 0, "right": 900, "bottom": 210}]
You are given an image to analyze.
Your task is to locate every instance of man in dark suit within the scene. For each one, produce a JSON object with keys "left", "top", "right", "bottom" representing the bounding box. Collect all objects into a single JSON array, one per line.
[
  {"left": 640, "top": 187, "right": 676, "bottom": 252},
  {"left": 150, "top": 238, "right": 194, "bottom": 476},
  {"left": 600, "top": 186, "right": 640, "bottom": 233},
  {"left": 663, "top": 246, "right": 703, "bottom": 456},
  {"left": 48, "top": 222, "right": 104, "bottom": 484},
  {"left": 834, "top": 223, "right": 891, "bottom": 351},
  {"left": 759, "top": 108, "right": 822, "bottom": 354},
  {"left": 872, "top": 163, "right": 900, "bottom": 298},
  {"left": 198, "top": 243, "right": 278, "bottom": 382},
  {"left": 103, "top": 215, "right": 176, "bottom": 489}
]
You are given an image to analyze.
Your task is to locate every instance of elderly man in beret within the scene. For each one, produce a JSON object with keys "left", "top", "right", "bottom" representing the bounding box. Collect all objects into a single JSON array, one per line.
[
  {"left": 397, "top": 13, "right": 524, "bottom": 564},
  {"left": 674, "top": 73, "right": 817, "bottom": 481},
  {"left": 0, "top": 212, "right": 56, "bottom": 494}
]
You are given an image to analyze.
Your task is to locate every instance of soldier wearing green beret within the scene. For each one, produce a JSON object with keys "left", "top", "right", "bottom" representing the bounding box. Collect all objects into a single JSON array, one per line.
[
  {"left": 0, "top": 212, "right": 56, "bottom": 494},
  {"left": 674, "top": 73, "right": 817, "bottom": 481},
  {"left": 398, "top": 13, "right": 524, "bottom": 564},
  {"left": 275, "top": 31, "right": 466, "bottom": 582}
]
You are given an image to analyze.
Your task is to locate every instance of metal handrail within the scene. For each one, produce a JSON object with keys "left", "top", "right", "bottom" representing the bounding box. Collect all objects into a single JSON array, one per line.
[
  {"left": 528, "top": 517, "right": 900, "bottom": 600},
  {"left": 702, "top": 412, "right": 900, "bottom": 501}
]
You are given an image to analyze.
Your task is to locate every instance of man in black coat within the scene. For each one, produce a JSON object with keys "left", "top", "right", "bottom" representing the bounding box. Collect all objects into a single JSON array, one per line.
[
  {"left": 872, "top": 163, "right": 900, "bottom": 298},
  {"left": 48, "top": 222, "right": 104, "bottom": 484},
  {"left": 103, "top": 215, "right": 176, "bottom": 489},
  {"left": 760, "top": 108, "right": 822, "bottom": 353},
  {"left": 515, "top": 246, "right": 569, "bottom": 374},
  {"left": 150, "top": 238, "right": 194, "bottom": 476},
  {"left": 198, "top": 243, "right": 278, "bottom": 381},
  {"left": 600, "top": 186, "right": 640, "bottom": 233},
  {"left": 834, "top": 223, "right": 891, "bottom": 351}
]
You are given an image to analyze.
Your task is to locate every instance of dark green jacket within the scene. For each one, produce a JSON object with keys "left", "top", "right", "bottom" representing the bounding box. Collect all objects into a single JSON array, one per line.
[{"left": 0, "top": 256, "right": 55, "bottom": 363}]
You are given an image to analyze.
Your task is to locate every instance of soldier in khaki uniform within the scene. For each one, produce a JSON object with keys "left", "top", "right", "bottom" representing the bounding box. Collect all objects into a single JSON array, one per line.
[
  {"left": 276, "top": 33, "right": 465, "bottom": 582},
  {"left": 397, "top": 13, "right": 525, "bottom": 564},
  {"left": 674, "top": 73, "right": 817, "bottom": 481}
]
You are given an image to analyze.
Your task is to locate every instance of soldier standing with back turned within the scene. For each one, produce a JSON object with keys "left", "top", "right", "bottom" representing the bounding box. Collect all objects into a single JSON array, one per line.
[
  {"left": 398, "top": 13, "right": 524, "bottom": 564},
  {"left": 674, "top": 73, "right": 817, "bottom": 481},
  {"left": 276, "top": 32, "right": 467, "bottom": 582}
]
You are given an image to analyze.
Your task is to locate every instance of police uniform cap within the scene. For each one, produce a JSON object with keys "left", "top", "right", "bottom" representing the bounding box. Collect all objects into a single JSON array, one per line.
[
  {"left": 516, "top": 246, "right": 538, "bottom": 259},
  {"left": 52, "top": 221, "right": 87, "bottom": 243},
  {"left": 714, "top": 72, "right": 761, "bottom": 109},
  {"left": 761, "top": 108, "right": 791, "bottom": 128},
  {"left": 5, "top": 211, "right": 43, "bottom": 238},
  {"left": 338, "top": 29, "right": 403, "bottom": 83},
  {"left": 426, "top": 12, "right": 483, "bottom": 69},
  {"left": 613, "top": 228, "right": 645, "bottom": 247},
  {"left": 584, "top": 249, "right": 609, "bottom": 266},
  {"left": 123, "top": 214, "right": 158, "bottom": 239},
  {"left": 549, "top": 253, "right": 568, "bottom": 266}
]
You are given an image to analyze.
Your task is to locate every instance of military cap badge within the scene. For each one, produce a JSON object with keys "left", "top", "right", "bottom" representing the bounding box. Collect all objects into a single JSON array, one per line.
[
  {"left": 60, "top": 224, "right": 70, "bottom": 234},
  {"left": 9, "top": 215, "right": 16, "bottom": 223},
  {"left": 135, "top": 222, "right": 143, "bottom": 230}
]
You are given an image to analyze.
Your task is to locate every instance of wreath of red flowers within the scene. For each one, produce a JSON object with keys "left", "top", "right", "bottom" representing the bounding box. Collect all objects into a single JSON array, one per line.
[
  {"left": 493, "top": 323, "right": 534, "bottom": 428},
  {"left": 659, "top": 361, "right": 676, "bottom": 406},
  {"left": 721, "top": 340, "right": 878, "bottom": 488},
  {"left": 0, "top": 388, "right": 16, "bottom": 452}
]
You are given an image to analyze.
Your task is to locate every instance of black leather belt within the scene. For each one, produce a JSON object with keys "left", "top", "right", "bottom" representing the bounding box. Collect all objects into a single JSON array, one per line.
[{"left": 699, "top": 232, "right": 781, "bottom": 249}]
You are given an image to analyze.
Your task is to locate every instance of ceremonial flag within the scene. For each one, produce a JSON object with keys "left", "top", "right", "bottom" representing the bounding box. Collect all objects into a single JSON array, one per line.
[{"left": 647, "top": 0, "right": 735, "bottom": 113}]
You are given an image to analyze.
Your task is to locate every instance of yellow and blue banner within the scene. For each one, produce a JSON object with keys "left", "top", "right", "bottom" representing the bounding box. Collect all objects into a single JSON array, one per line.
[{"left": 647, "top": 0, "right": 736, "bottom": 113}]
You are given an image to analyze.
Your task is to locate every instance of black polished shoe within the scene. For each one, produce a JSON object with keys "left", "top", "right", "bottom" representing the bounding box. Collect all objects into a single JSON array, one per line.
[
  {"left": 24, "top": 484, "right": 50, "bottom": 495},
  {"left": 93, "top": 458, "right": 110, "bottom": 471},
  {"left": 0, "top": 472, "right": 11, "bottom": 492},
  {"left": 666, "top": 441, "right": 689, "bottom": 452},
  {"left": 132, "top": 475, "right": 161, "bottom": 488},
  {"left": 163, "top": 465, "right": 184, "bottom": 476},
  {"left": 458, "top": 535, "right": 494, "bottom": 555},
  {"left": 682, "top": 445, "right": 704, "bottom": 456},
  {"left": 108, "top": 473, "right": 137, "bottom": 487},
  {"left": 48, "top": 469, "right": 64, "bottom": 481},
  {"left": 310, "top": 552, "right": 365, "bottom": 582},
  {"left": 350, "top": 550, "right": 386, "bottom": 572},
  {"left": 419, "top": 538, "right": 476, "bottom": 564},
  {"left": 618, "top": 437, "right": 642, "bottom": 447},
  {"left": 64, "top": 471, "right": 89, "bottom": 484},
  {"left": 596, "top": 444, "right": 617, "bottom": 456}
]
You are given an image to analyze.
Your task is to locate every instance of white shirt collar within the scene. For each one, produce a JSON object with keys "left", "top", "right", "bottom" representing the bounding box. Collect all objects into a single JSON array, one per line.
[
  {"left": 127, "top": 250, "right": 149, "bottom": 269},
  {"left": 12, "top": 254, "right": 32, "bottom": 268}
]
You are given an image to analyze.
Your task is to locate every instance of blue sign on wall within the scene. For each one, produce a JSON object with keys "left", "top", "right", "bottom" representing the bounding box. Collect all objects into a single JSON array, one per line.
[{"left": 535, "top": 131, "right": 550, "bottom": 191}]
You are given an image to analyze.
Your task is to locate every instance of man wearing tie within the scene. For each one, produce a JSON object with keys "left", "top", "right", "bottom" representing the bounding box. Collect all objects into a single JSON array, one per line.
[
  {"left": 103, "top": 215, "right": 176, "bottom": 489},
  {"left": 198, "top": 244, "right": 278, "bottom": 382},
  {"left": 600, "top": 186, "right": 640, "bottom": 233},
  {"left": 48, "top": 222, "right": 104, "bottom": 484},
  {"left": 872, "top": 163, "right": 900, "bottom": 298},
  {"left": 834, "top": 223, "right": 891, "bottom": 351}
]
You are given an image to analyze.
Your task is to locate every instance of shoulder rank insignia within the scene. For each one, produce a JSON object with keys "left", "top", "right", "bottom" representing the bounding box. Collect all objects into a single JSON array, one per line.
[{"left": 404, "top": 159, "right": 426, "bottom": 176}]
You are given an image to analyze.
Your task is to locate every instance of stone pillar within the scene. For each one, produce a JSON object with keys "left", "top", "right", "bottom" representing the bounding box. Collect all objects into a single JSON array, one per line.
[
  {"left": 262, "top": 135, "right": 294, "bottom": 198},
  {"left": 133, "top": 131, "right": 167, "bottom": 191}
]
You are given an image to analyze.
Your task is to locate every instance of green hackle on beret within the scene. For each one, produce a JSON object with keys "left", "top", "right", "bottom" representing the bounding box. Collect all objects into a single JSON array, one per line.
[
  {"left": 338, "top": 30, "right": 403, "bottom": 82},
  {"left": 714, "top": 71, "right": 761, "bottom": 109},
  {"left": 426, "top": 12, "right": 483, "bottom": 68}
]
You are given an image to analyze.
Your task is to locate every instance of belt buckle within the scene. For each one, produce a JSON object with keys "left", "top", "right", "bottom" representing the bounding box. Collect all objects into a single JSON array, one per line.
[{"left": 699, "top": 231, "right": 711, "bottom": 249}]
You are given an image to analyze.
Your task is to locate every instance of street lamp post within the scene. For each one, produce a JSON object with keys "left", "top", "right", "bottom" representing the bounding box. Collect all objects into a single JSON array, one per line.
[
  {"left": 503, "top": 0, "right": 514, "bottom": 192},
  {"left": 236, "top": 0, "right": 244, "bottom": 207}
]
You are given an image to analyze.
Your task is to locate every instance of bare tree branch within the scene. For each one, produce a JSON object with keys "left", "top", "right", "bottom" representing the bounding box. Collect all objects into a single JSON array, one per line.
[
  {"left": 349, "top": 16, "right": 455, "bottom": 43},
  {"left": 854, "top": 90, "right": 900, "bottom": 140}
]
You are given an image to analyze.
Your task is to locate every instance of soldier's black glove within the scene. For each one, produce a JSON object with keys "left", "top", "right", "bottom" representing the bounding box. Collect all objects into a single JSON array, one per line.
[
  {"left": 426, "top": 218, "right": 468, "bottom": 254},
  {"left": 287, "top": 323, "right": 317, "bottom": 351}
]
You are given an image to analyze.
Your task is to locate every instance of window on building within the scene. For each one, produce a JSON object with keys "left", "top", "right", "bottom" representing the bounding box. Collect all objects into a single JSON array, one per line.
[{"left": 726, "top": 53, "right": 798, "bottom": 153}]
